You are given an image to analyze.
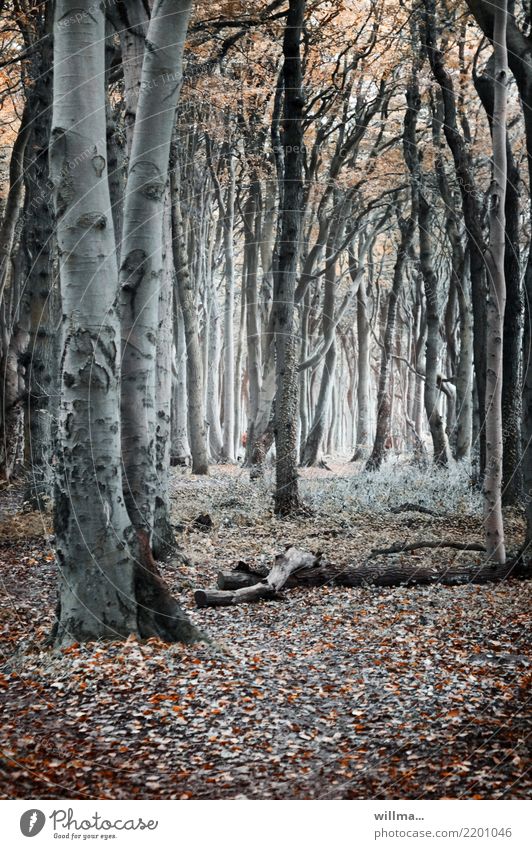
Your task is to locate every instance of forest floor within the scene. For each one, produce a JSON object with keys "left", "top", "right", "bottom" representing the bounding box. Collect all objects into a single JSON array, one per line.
[{"left": 0, "top": 459, "right": 530, "bottom": 800}]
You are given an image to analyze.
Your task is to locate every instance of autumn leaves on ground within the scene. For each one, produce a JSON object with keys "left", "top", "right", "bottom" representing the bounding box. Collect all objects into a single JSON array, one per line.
[{"left": 0, "top": 463, "right": 530, "bottom": 800}]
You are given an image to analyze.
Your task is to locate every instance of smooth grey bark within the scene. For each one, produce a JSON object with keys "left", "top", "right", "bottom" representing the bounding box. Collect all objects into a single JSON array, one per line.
[
  {"left": 367, "top": 88, "right": 418, "bottom": 472},
  {"left": 0, "top": 102, "right": 31, "bottom": 306},
  {"left": 366, "top": 221, "right": 414, "bottom": 472},
  {"left": 244, "top": 80, "right": 284, "bottom": 474},
  {"left": 465, "top": 0, "right": 532, "bottom": 546},
  {"left": 105, "top": 19, "right": 125, "bottom": 252},
  {"left": 0, "top": 296, "right": 28, "bottom": 482},
  {"left": 245, "top": 179, "right": 277, "bottom": 473},
  {"left": 419, "top": 191, "right": 450, "bottom": 466},
  {"left": 152, "top": 198, "right": 175, "bottom": 559},
  {"left": 259, "top": 175, "right": 276, "bottom": 338},
  {"left": 246, "top": 328, "right": 276, "bottom": 477},
  {"left": 221, "top": 162, "right": 236, "bottom": 463},
  {"left": 404, "top": 73, "right": 450, "bottom": 466},
  {"left": 50, "top": 0, "right": 201, "bottom": 647},
  {"left": 171, "top": 169, "right": 209, "bottom": 475},
  {"left": 298, "top": 291, "right": 311, "bottom": 455},
  {"left": 206, "top": 297, "right": 224, "bottom": 461},
  {"left": 21, "top": 6, "right": 57, "bottom": 506},
  {"left": 115, "top": 0, "right": 149, "bottom": 156},
  {"left": 234, "top": 275, "right": 245, "bottom": 461},
  {"left": 474, "top": 53, "right": 523, "bottom": 504},
  {"left": 0, "top": 101, "right": 32, "bottom": 481},
  {"left": 433, "top": 110, "right": 473, "bottom": 462},
  {"left": 207, "top": 138, "right": 236, "bottom": 463},
  {"left": 482, "top": 0, "right": 508, "bottom": 565},
  {"left": 171, "top": 305, "right": 191, "bottom": 466},
  {"left": 300, "top": 227, "right": 338, "bottom": 466},
  {"left": 352, "top": 281, "right": 370, "bottom": 460},
  {"left": 243, "top": 180, "right": 262, "bottom": 461},
  {"left": 120, "top": 0, "right": 193, "bottom": 539},
  {"left": 424, "top": 0, "right": 488, "bottom": 474},
  {"left": 455, "top": 256, "right": 474, "bottom": 462}
]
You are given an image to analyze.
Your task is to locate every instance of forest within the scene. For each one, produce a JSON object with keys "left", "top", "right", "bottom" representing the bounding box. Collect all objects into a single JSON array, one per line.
[{"left": 0, "top": 0, "right": 530, "bottom": 803}]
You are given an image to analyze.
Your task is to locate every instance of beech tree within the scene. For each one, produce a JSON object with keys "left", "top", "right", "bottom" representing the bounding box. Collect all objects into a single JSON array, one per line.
[
  {"left": 482, "top": 0, "right": 509, "bottom": 564},
  {"left": 272, "top": 0, "right": 306, "bottom": 515},
  {"left": 1, "top": 0, "right": 530, "bottom": 653},
  {"left": 50, "top": 0, "right": 201, "bottom": 646},
  {"left": 464, "top": 0, "right": 531, "bottom": 549},
  {"left": 120, "top": 0, "right": 193, "bottom": 550}
]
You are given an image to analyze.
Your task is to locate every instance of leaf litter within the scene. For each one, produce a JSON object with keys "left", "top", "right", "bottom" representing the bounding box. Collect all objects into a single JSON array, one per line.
[{"left": 0, "top": 463, "right": 530, "bottom": 799}]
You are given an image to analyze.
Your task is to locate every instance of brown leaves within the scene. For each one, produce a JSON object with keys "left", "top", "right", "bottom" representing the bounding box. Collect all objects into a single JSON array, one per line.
[{"left": 0, "top": 467, "right": 530, "bottom": 800}]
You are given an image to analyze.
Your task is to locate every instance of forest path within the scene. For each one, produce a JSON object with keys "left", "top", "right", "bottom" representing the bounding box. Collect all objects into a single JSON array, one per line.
[{"left": 0, "top": 463, "right": 529, "bottom": 799}]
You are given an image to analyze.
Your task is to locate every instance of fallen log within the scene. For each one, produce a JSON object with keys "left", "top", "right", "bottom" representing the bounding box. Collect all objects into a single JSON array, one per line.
[
  {"left": 194, "top": 546, "right": 527, "bottom": 608},
  {"left": 194, "top": 547, "right": 321, "bottom": 608},
  {"left": 217, "top": 569, "right": 264, "bottom": 590},
  {"left": 371, "top": 540, "right": 486, "bottom": 555}
]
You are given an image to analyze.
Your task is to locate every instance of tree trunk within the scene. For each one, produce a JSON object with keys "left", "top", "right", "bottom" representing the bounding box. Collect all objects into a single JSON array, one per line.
[
  {"left": 0, "top": 300, "right": 28, "bottom": 482},
  {"left": 352, "top": 281, "right": 371, "bottom": 460},
  {"left": 244, "top": 180, "right": 262, "bottom": 464},
  {"left": 300, "top": 226, "right": 338, "bottom": 466},
  {"left": 49, "top": 0, "right": 201, "bottom": 647},
  {"left": 455, "top": 258, "right": 474, "bottom": 462},
  {"left": 21, "top": 7, "right": 57, "bottom": 506},
  {"left": 272, "top": 0, "right": 306, "bottom": 514},
  {"left": 0, "top": 102, "right": 31, "bottom": 305},
  {"left": 424, "top": 0, "right": 487, "bottom": 475},
  {"left": 404, "top": 72, "right": 450, "bottom": 466},
  {"left": 105, "top": 19, "right": 125, "bottom": 252},
  {"left": 474, "top": 53, "right": 523, "bottom": 504},
  {"left": 206, "top": 298, "right": 224, "bottom": 461},
  {"left": 115, "top": 0, "right": 149, "bottom": 156},
  {"left": 222, "top": 156, "right": 236, "bottom": 462},
  {"left": 195, "top": 546, "right": 524, "bottom": 608},
  {"left": 465, "top": 0, "right": 532, "bottom": 550},
  {"left": 366, "top": 218, "right": 414, "bottom": 470},
  {"left": 483, "top": 0, "right": 508, "bottom": 564},
  {"left": 152, "top": 198, "right": 175, "bottom": 559},
  {"left": 171, "top": 167, "right": 209, "bottom": 475},
  {"left": 418, "top": 192, "right": 450, "bottom": 466},
  {"left": 171, "top": 306, "right": 190, "bottom": 466},
  {"left": 246, "top": 321, "right": 276, "bottom": 475},
  {"left": 120, "top": 0, "right": 193, "bottom": 538}
]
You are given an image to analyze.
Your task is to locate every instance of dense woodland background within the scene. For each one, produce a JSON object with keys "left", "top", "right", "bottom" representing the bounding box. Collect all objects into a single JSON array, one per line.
[{"left": 0, "top": 0, "right": 530, "bottom": 801}]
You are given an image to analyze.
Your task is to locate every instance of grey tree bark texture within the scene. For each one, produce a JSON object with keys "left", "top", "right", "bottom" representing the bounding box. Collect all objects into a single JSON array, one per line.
[
  {"left": 171, "top": 166, "right": 209, "bottom": 475},
  {"left": 366, "top": 87, "right": 418, "bottom": 473},
  {"left": 403, "top": 66, "right": 450, "bottom": 467},
  {"left": 0, "top": 100, "right": 32, "bottom": 482},
  {"left": 50, "top": 0, "right": 202, "bottom": 647},
  {"left": 473, "top": 53, "right": 523, "bottom": 506},
  {"left": 171, "top": 304, "right": 191, "bottom": 466},
  {"left": 300, "top": 223, "right": 339, "bottom": 467},
  {"left": 464, "top": 0, "right": 532, "bottom": 549},
  {"left": 120, "top": 0, "right": 193, "bottom": 542},
  {"left": 22, "top": 18, "right": 57, "bottom": 508},
  {"left": 482, "top": 0, "right": 508, "bottom": 565},
  {"left": 152, "top": 197, "right": 176, "bottom": 559},
  {"left": 424, "top": 0, "right": 488, "bottom": 477},
  {"left": 352, "top": 277, "right": 371, "bottom": 461}
]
